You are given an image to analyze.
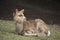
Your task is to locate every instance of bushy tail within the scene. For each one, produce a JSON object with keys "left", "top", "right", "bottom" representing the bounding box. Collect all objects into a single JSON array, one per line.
[{"left": 47, "top": 31, "right": 50, "bottom": 36}]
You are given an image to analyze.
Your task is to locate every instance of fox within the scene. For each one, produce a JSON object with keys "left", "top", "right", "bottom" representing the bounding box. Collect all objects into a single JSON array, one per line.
[{"left": 13, "top": 9, "right": 50, "bottom": 36}]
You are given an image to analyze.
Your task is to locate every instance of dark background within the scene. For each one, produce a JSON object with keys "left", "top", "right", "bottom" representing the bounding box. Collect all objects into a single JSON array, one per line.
[{"left": 0, "top": 0, "right": 60, "bottom": 25}]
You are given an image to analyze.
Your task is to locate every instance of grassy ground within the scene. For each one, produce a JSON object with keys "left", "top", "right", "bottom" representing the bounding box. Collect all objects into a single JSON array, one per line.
[{"left": 0, "top": 20, "right": 60, "bottom": 40}]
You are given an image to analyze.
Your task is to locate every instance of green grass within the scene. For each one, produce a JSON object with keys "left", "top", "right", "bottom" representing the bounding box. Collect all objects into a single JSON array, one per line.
[{"left": 0, "top": 20, "right": 60, "bottom": 40}]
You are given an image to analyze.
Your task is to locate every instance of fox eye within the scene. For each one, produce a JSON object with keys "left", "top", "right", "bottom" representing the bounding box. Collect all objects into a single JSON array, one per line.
[{"left": 19, "top": 15, "right": 23, "bottom": 17}]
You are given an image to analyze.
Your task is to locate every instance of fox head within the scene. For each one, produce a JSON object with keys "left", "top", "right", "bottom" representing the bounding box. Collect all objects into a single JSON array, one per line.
[
  {"left": 13, "top": 9, "right": 26, "bottom": 22},
  {"left": 15, "top": 9, "right": 24, "bottom": 16}
]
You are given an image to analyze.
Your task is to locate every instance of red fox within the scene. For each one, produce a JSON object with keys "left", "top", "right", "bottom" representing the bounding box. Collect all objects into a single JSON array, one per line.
[{"left": 13, "top": 9, "right": 50, "bottom": 36}]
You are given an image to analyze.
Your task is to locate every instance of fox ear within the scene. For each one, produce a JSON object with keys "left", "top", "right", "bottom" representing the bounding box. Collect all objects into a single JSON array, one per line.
[
  {"left": 19, "top": 9, "right": 24, "bottom": 14},
  {"left": 16, "top": 9, "right": 19, "bottom": 13}
]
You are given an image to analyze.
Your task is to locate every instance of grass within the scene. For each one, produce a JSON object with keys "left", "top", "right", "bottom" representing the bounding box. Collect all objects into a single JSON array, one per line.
[{"left": 0, "top": 20, "right": 60, "bottom": 40}]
